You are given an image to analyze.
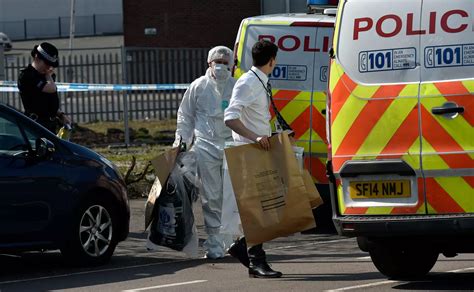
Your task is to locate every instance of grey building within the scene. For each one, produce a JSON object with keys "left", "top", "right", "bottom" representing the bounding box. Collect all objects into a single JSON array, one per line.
[
  {"left": 0, "top": 0, "right": 123, "bottom": 40},
  {"left": 262, "top": 0, "right": 310, "bottom": 14}
]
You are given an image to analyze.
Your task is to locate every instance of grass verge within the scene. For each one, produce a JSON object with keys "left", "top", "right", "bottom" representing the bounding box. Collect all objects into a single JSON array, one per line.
[{"left": 79, "top": 120, "right": 177, "bottom": 198}]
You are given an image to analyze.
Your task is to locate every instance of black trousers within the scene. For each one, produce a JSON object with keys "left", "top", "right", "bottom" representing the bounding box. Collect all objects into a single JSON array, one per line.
[
  {"left": 239, "top": 237, "right": 266, "bottom": 261},
  {"left": 249, "top": 243, "right": 266, "bottom": 261}
]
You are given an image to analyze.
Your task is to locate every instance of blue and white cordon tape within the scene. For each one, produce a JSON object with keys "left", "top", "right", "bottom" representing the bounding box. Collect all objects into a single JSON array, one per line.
[{"left": 0, "top": 80, "right": 189, "bottom": 92}]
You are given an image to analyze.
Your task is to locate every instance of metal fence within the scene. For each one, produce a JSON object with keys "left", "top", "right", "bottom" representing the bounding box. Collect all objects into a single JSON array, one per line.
[
  {"left": 2, "top": 47, "right": 210, "bottom": 123},
  {"left": 0, "top": 14, "right": 123, "bottom": 41}
]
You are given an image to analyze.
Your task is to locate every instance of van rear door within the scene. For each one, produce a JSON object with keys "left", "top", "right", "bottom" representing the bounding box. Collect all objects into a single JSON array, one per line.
[
  {"left": 330, "top": 0, "right": 425, "bottom": 215},
  {"left": 419, "top": 0, "right": 474, "bottom": 214}
]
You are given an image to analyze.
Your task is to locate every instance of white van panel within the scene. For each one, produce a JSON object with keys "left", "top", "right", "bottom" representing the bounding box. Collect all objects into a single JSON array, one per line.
[
  {"left": 420, "top": 0, "right": 474, "bottom": 82},
  {"left": 242, "top": 25, "right": 332, "bottom": 92},
  {"left": 336, "top": 0, "right": 422, "bottom": 85}
]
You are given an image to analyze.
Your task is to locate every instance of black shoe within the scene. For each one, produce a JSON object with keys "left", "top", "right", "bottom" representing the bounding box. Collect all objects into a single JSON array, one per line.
[
  {"left": 228, "top": 238, "right": 250, "bottom": 268},
  {"left": 248, "top": 261, "right": 282, "bottom": 278}
]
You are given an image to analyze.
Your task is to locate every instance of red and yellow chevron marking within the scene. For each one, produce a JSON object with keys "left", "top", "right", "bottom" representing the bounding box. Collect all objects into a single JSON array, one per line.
[
  {"left": 419, "top": 81, "right": 474, "bottom": 214},
  {"left": 328, "top": 61, "right": 473, "bottom": 216},
  {"left": 270, "top": 89, "right": 329, "bottom": 183},
  {"left": 306, "top": 156, "right": 328, "bottom": 184},
  {"left": 431, "top": 81, "right": 474, "bottom": 127},
  {"left": 376, "top": 108, "right": 419, "bottom": 159},
  {"left": 425, "top": 178, "right": 466, "bottom": 213},
  {"left": 420, "top": 106, "right": 473, "bottom": 169},
  {"left": 421, "top": 138, "right": 474, "bottom": 214},
  {"left": 329, "top": 61, "right": 421, "bottom": 174}
]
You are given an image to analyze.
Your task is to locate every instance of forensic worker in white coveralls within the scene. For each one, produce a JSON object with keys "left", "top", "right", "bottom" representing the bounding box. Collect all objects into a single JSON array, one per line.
[{"left": 173, "top": 46, "right": 236, "bottom": 259}]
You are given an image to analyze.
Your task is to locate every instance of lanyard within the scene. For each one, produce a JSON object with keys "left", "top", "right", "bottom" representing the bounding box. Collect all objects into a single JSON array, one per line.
[
  {"left": 250, "top": 69, "right": 272, "bottom": 99},
  {"left": 250, "top": 69, "right": 293, "bottom": 133}
]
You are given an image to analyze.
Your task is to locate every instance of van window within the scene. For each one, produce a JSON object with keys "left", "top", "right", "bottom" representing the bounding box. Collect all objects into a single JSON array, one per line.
[
  {"left": 242, "top": 24, "right": 332, "bottom": 92},
  {"left": 336, "top": 0, "right": 422, "bottom": 85},
  {"left": 0, "top": 114, "right": 26, "bottom": 154}
]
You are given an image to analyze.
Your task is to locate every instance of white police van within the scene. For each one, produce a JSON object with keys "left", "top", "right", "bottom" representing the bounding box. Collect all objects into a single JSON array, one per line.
[{"left": 232, "top": 0, "right": 338, "bottom": 232}]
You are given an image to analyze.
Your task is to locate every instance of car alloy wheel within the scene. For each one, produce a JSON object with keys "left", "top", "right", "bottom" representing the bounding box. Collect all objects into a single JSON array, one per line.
[{"left": 79, "top": 205, "right": 113, "bottom": 257}]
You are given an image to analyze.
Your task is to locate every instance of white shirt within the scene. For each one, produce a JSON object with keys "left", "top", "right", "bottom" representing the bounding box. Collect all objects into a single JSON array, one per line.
[{"left": 224, "top": 66, "right": 271, "bottom": 143}]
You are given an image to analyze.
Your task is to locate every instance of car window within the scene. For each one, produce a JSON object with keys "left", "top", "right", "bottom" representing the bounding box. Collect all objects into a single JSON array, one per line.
[
  {"left": 0, "top": 114, "right": 28, "bottom": 155},
  {"left": 23, "top": 127, "right": 39, "bottom": 151}
]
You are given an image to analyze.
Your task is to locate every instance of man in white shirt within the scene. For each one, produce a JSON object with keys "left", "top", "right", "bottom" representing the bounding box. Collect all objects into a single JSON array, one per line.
[{"left": 224, "top": 40, "right": 282, "bottom": 278}]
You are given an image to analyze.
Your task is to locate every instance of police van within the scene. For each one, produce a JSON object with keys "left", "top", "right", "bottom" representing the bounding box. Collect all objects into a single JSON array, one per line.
[
  {"left": 233, "top": 0, "right": 337, "bottom": 231},
  {"left": 327, "top": 0, "right": 474, "bottom": 278}
]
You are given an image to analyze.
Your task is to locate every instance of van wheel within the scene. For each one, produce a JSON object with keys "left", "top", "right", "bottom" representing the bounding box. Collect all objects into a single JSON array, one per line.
[
  {"left": 369, "top": 245, "right": 438, "bottom": 279},
  {"left": 61, "top": 198, "right": 119, "bottom": 266}
]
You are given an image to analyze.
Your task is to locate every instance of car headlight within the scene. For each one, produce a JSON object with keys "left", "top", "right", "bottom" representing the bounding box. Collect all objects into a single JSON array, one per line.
[{"left": 99, "top": 155, "right": 124, "bottom": 181}]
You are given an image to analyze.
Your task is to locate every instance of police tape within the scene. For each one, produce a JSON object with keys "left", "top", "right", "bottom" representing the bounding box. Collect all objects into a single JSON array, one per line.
[
  {"left": 0, "top": 81, "right": 190, "bottom": 92},
  {"left": 0, "top": 81, "right": 17, "bottom": 86}
]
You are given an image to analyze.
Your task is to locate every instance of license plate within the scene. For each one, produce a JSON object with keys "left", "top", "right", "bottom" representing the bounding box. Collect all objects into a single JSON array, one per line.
[{"left": 349, "top": 180, "right": 411, "bottom": 199}]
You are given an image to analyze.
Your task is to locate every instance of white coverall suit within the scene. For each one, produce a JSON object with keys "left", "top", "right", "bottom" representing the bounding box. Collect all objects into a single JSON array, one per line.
[{"left": 174, "top": 47, "right": 236, "bottom": 258}]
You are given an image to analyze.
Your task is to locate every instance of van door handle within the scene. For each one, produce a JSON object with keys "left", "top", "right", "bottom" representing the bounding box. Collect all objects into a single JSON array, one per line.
[{"left": 431, "top": 106, "right": 464, "bottom": 115}]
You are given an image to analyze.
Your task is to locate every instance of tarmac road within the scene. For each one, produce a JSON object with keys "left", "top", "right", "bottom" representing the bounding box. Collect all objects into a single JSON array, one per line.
[{"left": 0, "top": 199, "right": 473, "bottom": 292}]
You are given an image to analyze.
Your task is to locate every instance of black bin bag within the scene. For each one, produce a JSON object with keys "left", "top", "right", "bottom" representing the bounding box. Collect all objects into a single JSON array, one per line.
[{"left": 149, "top": 151, "right": 199, "bottom": 251}]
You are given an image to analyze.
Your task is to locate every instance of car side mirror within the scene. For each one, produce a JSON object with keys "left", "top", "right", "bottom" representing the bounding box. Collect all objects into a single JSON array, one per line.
[{"left": 35, "top": 137, "right": 55, "bottom": 159}]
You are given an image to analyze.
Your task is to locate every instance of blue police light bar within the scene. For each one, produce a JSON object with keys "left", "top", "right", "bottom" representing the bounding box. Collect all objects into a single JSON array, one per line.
[
  {"left": 307, "top": 0, "right": 338, "bottom": 14},
  {"left": 307, "top": 0, "right": 339, "bottom": 5},
  {"left": 307, "top": 0, "right": 329, "bottom": 4}
]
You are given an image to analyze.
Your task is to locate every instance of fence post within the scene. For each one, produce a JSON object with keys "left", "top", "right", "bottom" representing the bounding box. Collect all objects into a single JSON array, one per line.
[
  {"left": 0, "top": 46, "right": 5, "bottom": 104},
  {"left": 58, "top": 17, "right": 62, "bottom": 37},
  {"left": 24, "top": 19, "right": 27, "bottom": 39},
  {"left": 121, "top": 46, "right": 130, "bottom": 146},
  {"left": 93, "top": 14, "right": 97, "bottom": 35}
]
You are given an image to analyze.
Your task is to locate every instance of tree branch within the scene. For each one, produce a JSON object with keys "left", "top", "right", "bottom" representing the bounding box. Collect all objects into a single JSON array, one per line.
[
  {"left": 126, "top": 161, "right": 153, "bottom": 185},
  {"left": 124, "top": 156, "right": 136, "bottom": 184}
]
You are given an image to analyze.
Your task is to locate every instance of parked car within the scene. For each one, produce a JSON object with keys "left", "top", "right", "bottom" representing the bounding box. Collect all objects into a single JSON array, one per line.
[
  {"left": 0, "top": 104, "right": 129, "bottom": 266},
  {"left": 0, "top": 32, "right": 12, "bottom": 51}
]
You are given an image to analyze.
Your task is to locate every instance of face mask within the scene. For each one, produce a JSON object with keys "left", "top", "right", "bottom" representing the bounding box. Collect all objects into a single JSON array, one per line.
[{"left": 213, "top": 63, "right": 231, "bottom": 81}]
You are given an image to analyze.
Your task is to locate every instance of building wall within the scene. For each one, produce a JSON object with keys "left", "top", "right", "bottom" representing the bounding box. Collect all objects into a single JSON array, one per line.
[
  {"left": 0, "top": 0, "right": 123, "bottom": 40},
  {"left": 123, "top": 0, "right": 260, "bottom": 48},
  {"left": 262, "top": 0, "right": 308, "bottom": 14},
  {"left": 0, "top": 0, "right": 122, "bottom": 21}
]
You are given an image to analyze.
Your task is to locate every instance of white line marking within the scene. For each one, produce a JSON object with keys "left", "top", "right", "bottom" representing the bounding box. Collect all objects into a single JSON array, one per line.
[
  {"left": 324, "top": 280, "right": 398, "bottom": 291},
  {"left": 122, "top": 280, "right": 207, "bottom": 291},
  {"left": 0, "top": 237, "right": 352, "bottom": 285},
  {"left": 447, "top": 267, "right": 474, "bottom": 273},
  {"left": 326, "top": 266, "right": 474, "bottom": 291},
  {"left": 0, "top": 258, "right": 194, "bottom": 285},
  {"left": 356, "top": 256, "right": 371, "bottom": 260},
  {"left": 0, "top": 254, "right": 21, "bottom": 258},
  {"left": 267, "top": 238, "right": 353, "bottom": 251}
]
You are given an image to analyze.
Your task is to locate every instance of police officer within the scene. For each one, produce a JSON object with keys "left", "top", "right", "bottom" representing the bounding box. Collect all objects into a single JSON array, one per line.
[{"left": 18, "top": 42, "right": 70, "bottom": 133}]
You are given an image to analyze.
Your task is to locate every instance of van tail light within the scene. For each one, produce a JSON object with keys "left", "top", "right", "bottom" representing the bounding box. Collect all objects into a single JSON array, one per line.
[{"left": 342, "top": 223, "right": 356, "bottom": 231}]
